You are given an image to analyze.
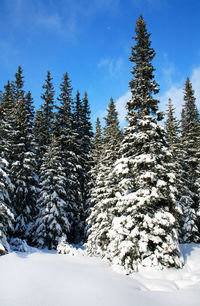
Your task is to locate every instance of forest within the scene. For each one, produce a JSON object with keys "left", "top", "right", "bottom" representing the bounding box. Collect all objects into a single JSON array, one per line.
[{"left": 0, "top": 15, "right": 200, "bottom": 274}]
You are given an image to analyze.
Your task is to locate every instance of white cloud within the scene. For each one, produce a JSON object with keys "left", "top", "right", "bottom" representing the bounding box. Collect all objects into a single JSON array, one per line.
[
  {"left": 159, "top": 86, "right": 184, "bottom": 119},
  {"left": 111, "top": 65, "right": 200, "bottom": 126},
  {"left": 36, "top": 13, "right": 63, "bottom": 31},
  {"left": 98, "top": 57, "right": 124, "bottom": 79},
  {"left": 115, "top": 90, "right": 131, "bottom": 125},
  {"left": 159, "top": 66, "right": 200, "bottom": 119}
]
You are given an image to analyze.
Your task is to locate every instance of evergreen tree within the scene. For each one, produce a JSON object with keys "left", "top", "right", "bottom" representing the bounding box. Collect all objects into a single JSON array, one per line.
[
  {"left": 41, "top": 71, "right": 55, "bottom": 139},
  {"left": 165, "top": 98, "right": 180, "bottom": 147},
  {"left": 79, "top": 92, "right": 93, "bottom": 236},
  {"left": 11, "top": 96, "right": 38, "bottom": 239},
  {"left": 165, "top": 98, "right": 199, "bottom": 243},
  {"left": 0, "top": 156, "right": 14, "bottom": 253},
  {"left": 32, "top": 136, "right": 71, "bottom": 249},
  {"left": 1, "top": 69, "right": 38, "bottom": 240},
  {"left": 90, "top": 117, "right": 103, "bottom": 182},
  {"left": 87, "top": 98, "right": 122, "bottom": 256},
  {"left": 0, "top": 81, "right": 16, "bottom": 163},
  {"left": 103, "top": 16, "right": 183, "bottom": 273},
  {"left": 12, "top": 66, "right": 24, "bottom": 102},
  {"left": 54, "top": 73, "right": 82, "bottom": 243},
  {"left": 181, "top": 78, "right": 200, "bottom": 195},
  {"left": 34, "top": 71, "right": 55, "bottom": 169},
  {"left": 180, "top": 78, "right": 200, "bottom": 237}
]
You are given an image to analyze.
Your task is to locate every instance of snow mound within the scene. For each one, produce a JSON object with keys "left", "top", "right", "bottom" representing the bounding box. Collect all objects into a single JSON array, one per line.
[
  {"left": 0, "top": 243, "right": 200, "bottom": 306},
  {"left": 57, "top": 237, "right": 86, "bottom": 256},
  {"left": 10, "top": 238, "right": 29, "bottom": 252}
]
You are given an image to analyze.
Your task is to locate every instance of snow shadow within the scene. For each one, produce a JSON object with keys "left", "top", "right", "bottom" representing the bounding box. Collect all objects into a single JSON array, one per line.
[{"left": 180, "top": 243, "right": 198, "bottom": 262}]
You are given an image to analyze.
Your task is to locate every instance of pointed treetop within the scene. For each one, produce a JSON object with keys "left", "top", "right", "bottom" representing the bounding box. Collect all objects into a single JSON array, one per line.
[{"left": 136, "top": 14, "right": 146, "bottom": 27}]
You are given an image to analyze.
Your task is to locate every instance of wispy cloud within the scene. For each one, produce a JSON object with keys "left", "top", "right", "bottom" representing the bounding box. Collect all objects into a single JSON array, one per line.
[
  {"left": 107, "top": 65, "right": 200, "bottom": 126},
  {"left": 0, "top": 0, "right": 121, "bottom": 42},
  {"left": 36, "top": 12, "right": 62, "bottom": 31},
  {"left": 98, "top": 57, "right": 124, "bottom": 79},
  {"left": 115, "top": 91, "right": 131, "bottom": 125},
  {"left": 159, "top": 66, "right": 200, "bottom": 119}
]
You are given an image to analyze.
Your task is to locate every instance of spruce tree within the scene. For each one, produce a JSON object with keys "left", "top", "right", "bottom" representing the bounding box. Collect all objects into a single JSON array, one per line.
[
  {"left": 11, "top": 97, "right": 38, "bottom": 239},
  {"left": 180, "top": 78, "right": 200, "bottom": 238},
  {"left": 79, "top": 92, "right": 93, "bottom": 237},
  {"left": 104, "top": 16, "right": 183, "bottom": 273},
  {"left": 165, "top": 98, "right": 199, "bottom": 243},
  {"left": 87, "top": 98, "right": 122, "bottom": 256},
  {"left": 181, "top": 78, "right": 200, "bottom": 195},
  {"left": 54, "top": 73, "right": 82, "bottom": 243},
  {"left": 0, "top": 81, "right": 16, "bottom": 164},
  {"left": 34, "top": 71, "right": 55, "bottom": 163},
  {"left": 90, "top": 117, "right": 103, "bottom": 182},
  {"left": 2, "top": 69, "right": 38, "bottom": 240},
  {"left": 165, "top": 98, "right": 180, "bottom": 147},
  {"left": 32, "top": 135, "right": 71, "bottom": 249},
  {"left": 70, "top": 90, "right": 86, "bottom": 242},
  {"left": 0, "top": 156, "right": 14, "bottom": 253},
  {"left": 12, "top": 66, "right": 24, "bottom": 102}
]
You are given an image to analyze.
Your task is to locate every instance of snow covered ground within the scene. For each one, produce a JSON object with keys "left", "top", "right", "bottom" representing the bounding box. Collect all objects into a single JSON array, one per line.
[{"left": 0, "top": 244, "right": 200, "bottom": 306}]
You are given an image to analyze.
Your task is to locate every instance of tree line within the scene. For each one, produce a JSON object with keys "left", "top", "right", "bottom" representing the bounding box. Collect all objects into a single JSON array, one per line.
[{"left": 0, "top": 15, "right": 200, "bottom": 273}]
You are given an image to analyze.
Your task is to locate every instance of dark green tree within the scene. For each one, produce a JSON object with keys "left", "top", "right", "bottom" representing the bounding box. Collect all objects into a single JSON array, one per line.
[
  {"left": 104, "top": 16, "right": 183, "bottom": 273},
  {"left": 87, "top": 98, "right": 122, "bottom": 256},
  {"left": 54, "top": 73, "right": 82, "bottom": 243},
  {"left": 181, "top": 77, "right": 200, "bottom": 236},
  {"left": 12, "top": 66, "right": 24, "bottom": 102},
  {"left": 32, "top": 135, "right": 72, "bottom": 249},
  {"left": 34, "top": 71, "right": 55, "bottom": 169},
  {"left": 1, "top": 69, "right": 38, "bottom": 240},
  {"left": 165, "top": 98, "right": 199, "bottom": 243}
]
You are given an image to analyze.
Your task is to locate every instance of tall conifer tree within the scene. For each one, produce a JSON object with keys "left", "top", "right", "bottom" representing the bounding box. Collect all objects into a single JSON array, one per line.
[
  {"left": 104, "top": 16, "right": 183, "bottom": 273},
  {"left": 3, "top": 68, "right": 38, "bottom": 239},
  {"left": 34, "top": 71, "right": 55, "bottom": 169},
  {"left": 54, "top": 73, "right": 82, "bottom": 243},
  {"left": 165, "top": 99, "right": 199, "bottom": 242},
  {"left": 33, "top": 135, "right": 71, "bottom": 249},
  {"left": 87, "top": 98, "right": 122, "bottom": 256},
  {"left": 180, "top": 78, "right": 200, "bottom": 237}
]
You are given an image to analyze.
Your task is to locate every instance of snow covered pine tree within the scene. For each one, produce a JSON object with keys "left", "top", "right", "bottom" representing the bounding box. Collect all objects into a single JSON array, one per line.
[
  {"left": 165, "top": 98, "right": 199, "bottom": 243},
  {"left": 87, "top": 98, "right": 122, "bottom": 257},
  {"left": 105, "top": 16, "right": 184, "bottom": 273},
  {"left": 33, "top": 136, "right": 71, "bottom": 249}
]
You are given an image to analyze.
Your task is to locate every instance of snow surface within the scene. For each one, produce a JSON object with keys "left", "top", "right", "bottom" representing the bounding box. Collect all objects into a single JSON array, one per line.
[{"left": 0, "top": 244, "right": 200, "bottom": 306}]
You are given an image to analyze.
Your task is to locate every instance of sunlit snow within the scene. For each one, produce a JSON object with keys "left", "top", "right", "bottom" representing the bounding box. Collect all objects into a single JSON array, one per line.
[{"left": 0, "top": 244, "right": 200, "bottom": 306}]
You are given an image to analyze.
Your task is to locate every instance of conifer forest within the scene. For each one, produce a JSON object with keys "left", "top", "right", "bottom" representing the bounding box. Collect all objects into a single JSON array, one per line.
[{"left": 1, "top": 15, "right": 200, "bottom": 273}]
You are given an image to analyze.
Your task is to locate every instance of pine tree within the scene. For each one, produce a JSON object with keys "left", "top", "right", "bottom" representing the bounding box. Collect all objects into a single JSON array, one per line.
[
  {"left": 165, "top": 98, "right": 180, "bottom": 147},
  {"left": 41, "top": 71, "right": 55, "bottom": 141},
  {"left": 54, "top": 73, "right": 82, "bottom": 243},
  {"left": 0, "top": 81, "right": 16, "bottom": 164},
  {"left": 180, "top": 78, "right": 200, "bottom": 238},
  {"left": 90, "top": 117, "right": 103, "bottom": 182},
  {"left": 34, "top": 71, "right": 55, "bottom": 170},
  {"left": 78, "top": 92, "right": 93, "bottom": 237},
  {"left": 0, "top": 156, "right": 14, "bottom": 253},
  {"left": 11, "top": 98, "right": 38, "bottom": 239},
  {"left": 87, "top": 98, "right": 122, "bottom": 256},
  {"left": 165, "top": 98, "right": 199, "bottom": 243},
  {"left": 12, "top": 66, "right": 24, "bottom": 102},
  {"left": 1, "top": 69, "right": 38, "bottom": 240},
  {"left": 181, "top": 78, "right": 200, "bottom": 196},
  {"left": 104, "top": 16, "right": 183, "bottom": 273},
  {"left": 32, "top": 136, "right": 71, "bottom": 249},
  {"left": 70, "top": 90, "right": 86, "bottom": 242}
]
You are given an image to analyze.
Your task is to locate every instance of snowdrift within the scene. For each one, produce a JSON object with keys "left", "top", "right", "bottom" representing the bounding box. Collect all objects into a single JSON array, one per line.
[{"left": 0, "top": 243, "right": 200, "bottom": 306}]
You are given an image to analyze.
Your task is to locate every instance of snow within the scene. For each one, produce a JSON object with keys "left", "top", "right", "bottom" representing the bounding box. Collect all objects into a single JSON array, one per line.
[{"left": 0, "top": 244, "right": 200, "bottom": 306}]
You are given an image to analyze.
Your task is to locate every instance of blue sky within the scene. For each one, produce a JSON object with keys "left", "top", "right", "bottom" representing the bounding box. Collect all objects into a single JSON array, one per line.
[{"left": 0, "top": 0, "right": 200, "bottom": 125}]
